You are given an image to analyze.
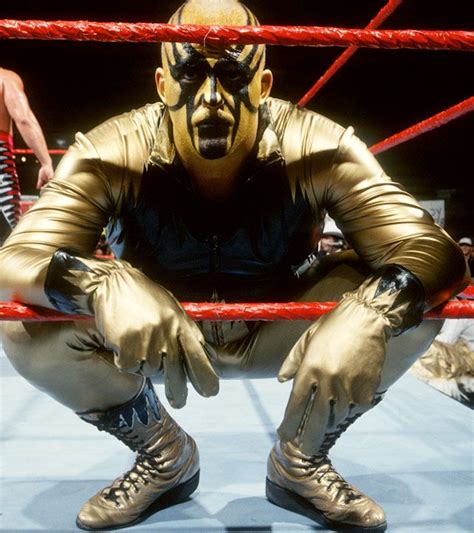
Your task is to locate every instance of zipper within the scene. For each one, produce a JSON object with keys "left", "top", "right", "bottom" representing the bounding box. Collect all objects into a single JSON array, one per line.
[
  {"left": 210, "top": 234, "right": 220, "bottom": 272},
  {"left": 208, "top": 235, "right": 225, "bottom": 345}
]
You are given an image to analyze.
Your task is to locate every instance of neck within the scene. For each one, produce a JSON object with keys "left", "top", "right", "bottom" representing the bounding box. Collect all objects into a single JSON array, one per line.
[{"left": 178, "top": 144, "right": 252, "bottom": 202}]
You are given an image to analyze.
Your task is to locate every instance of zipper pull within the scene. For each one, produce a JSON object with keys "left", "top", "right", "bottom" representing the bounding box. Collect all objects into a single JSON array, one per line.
[{"left": 210, "top": 234, "right": 220, "bottom": 272}]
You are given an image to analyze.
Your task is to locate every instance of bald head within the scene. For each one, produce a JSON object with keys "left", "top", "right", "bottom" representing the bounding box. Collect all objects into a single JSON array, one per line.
[
  {"left": 156, "top": 0, "right": 272, "bottom": 165},
  {"left": 169, "top": 0, "right": 259, "bottom": 26},
  {"left": 162, "top": 0, "right": 263, "bottom": 66}
]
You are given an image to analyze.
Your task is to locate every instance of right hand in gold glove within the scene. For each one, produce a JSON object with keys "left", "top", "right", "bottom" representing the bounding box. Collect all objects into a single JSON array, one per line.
[
  {"left": 277, "top": 264, "right": 425, "bottom": 456},
  {"left": 45, "top": 248, "right": 219, "bottom": 408},
  {"left": 277, "top": 294, "right": 388, "bottom": 455}
]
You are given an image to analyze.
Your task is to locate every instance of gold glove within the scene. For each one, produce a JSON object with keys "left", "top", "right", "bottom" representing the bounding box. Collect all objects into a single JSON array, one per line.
[
  {"left": 277, "top": 264, "right": 424, "bottom": 456},
  {"left": 45, "top": 248, "right": 219, "bottom": 408}
]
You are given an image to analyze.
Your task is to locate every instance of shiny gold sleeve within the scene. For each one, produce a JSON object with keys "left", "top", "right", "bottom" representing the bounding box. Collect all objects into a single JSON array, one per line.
[
  {"left": 0, "top": 106, "right": 220, "bottom": 402},
  {"left": 0, "top": 106, "right": 155, "bottom": 308},
  {"left": 324, "top": 128, "right": 469, "bottom": 307},
  {"left": 277, "top": 100, "right": 469, "bottom": 308}
]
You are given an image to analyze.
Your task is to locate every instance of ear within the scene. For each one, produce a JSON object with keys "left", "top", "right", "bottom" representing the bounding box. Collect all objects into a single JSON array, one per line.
[
  {"left": 260, "top": 69, "right": 273, "bottom": 104},
  {"left": 155, "top": 67, "right": 167, "bottom": 104}
]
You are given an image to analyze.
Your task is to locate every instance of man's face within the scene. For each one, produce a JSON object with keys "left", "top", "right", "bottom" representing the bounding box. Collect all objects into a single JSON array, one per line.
[
  {"left": 460, "top": 244, "right": 471, "bottom": 259},
  {"left": 319, "top": 235, "right": 346, "bottom": 255},
  {"left": 158, "top": 41, "right": 268, "bottom": 160}
]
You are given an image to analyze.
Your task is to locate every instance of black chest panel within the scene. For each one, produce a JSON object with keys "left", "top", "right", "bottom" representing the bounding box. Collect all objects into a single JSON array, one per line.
[{"left": 113, "top": 161, "right": 315, "bottom": 301}]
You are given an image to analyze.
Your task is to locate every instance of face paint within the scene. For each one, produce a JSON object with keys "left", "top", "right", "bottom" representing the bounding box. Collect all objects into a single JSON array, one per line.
[{"left": 162, "top": 6, "right": 266, "bottom": 160}]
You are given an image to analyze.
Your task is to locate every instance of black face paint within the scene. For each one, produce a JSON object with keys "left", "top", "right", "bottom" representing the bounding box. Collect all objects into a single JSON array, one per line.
[{"left": 165, "top": 37, "right": 264, "bottom": 159}]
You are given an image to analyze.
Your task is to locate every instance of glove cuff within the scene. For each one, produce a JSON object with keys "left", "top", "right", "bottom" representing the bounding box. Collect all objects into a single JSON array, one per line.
[
  {"left": 344, "top": 264, "right": 425, "bottom": 336},
  {"left": 44, "top": 247, "right": 128, "bottom": 315}
]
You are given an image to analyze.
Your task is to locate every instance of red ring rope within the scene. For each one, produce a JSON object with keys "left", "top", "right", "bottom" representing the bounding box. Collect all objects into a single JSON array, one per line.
[
  {"left": 13, "top": 148, "right": 66, "bottom": 155},
  {"left": 370, "top": 96, "right": 474, "bottom": 154},
  {"left": 0, "top": 299, "right": 472, "bottom": 322},
  {"left": 0, "top": 20, "right": 472, "bottom": 50},
  {"left": 298, "top": 0, "right": 403, "bottom": 107}
]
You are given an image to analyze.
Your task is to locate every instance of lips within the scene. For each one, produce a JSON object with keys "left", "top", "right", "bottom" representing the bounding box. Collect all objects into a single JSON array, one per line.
[{"left": 197, "top": 118, "right": 231, "bottom": 138}]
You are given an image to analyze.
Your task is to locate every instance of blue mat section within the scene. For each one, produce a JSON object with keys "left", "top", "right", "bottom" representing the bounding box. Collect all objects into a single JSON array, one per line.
[{"left": 1, "top": 348, "right": 472, "bottom": 532}]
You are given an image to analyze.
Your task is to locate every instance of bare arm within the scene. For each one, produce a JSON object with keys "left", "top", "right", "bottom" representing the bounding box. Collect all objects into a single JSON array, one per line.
[{"left": 3, "top": 73, "right": 53, "bottom": 188}]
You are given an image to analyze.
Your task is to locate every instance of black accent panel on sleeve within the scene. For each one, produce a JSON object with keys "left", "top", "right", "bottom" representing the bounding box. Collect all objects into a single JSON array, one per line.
[
  {"left": 373, "top": 264, "right": 425, "bottom": 335},
  {"left": 44, "top": 247, "right": 94, "bottom": 315}
]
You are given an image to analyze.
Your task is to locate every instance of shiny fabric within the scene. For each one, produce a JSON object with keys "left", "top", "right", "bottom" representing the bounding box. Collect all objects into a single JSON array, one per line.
[
  {"left": 277, "top": 265, "right": 425, "bottom": 454},
  {"left": 0, "top": 98, "right": 468, "bottom": 310},
  {"left": 44, "top": 247, "right": 219, "bottom": 408},
  {"left": 0, "top": 318, "right": 143, "bottom": 412},
  {"left": 0, "top": 97, "right": 466, "bottom": 456},
  {"left": 0, "top": 130, "right": 21, "bottom": 233},
  {"left": 77, "top": 378, "right": 199, "bottom": 530},
  {"left": 267, "top": 440, "right": 386, "bottom": 531},
  {"left": 1, "top": 261, "right": 441, "bottom": 406}
]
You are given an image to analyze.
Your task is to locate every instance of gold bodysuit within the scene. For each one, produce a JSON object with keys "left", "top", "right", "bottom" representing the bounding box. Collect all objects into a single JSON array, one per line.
[{"left": 0, "top": 97, "right": 468, "bottom": 414}]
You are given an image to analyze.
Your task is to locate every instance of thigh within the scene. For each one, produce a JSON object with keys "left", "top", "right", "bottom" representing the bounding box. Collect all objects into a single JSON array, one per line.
[
  {"left": 218, "top": 262, "right": 442, "bottom": 381},
  {"left": 1, "top": 319, "right": 142, "bottom": 412},
  {"left": 214, "top": 263, "right": 366, "bottom": 378}
]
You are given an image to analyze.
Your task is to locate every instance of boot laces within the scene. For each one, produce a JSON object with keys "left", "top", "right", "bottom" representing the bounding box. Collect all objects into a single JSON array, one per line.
[
  {"left": 95, "top": 420, "right": 142, "bottom": 451},
  {"left": 103, "top": 451, "right": 163, "bottom": 506},
  {"left": 304, "top": 410, "right": 367, "bottom": 504},
  {"left": 308, "top": 455, "right": 361, "bottom": 504}
]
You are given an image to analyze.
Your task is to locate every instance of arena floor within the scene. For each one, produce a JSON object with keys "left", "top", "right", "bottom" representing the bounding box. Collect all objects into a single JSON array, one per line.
[{"left": 1, "top": 343, "right": 472, "bottom": 532}]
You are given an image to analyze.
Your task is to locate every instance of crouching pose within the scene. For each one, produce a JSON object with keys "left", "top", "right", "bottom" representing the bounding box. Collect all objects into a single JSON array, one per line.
[{"left": 0, "top": 1, "right": 468, "bottom": 531}]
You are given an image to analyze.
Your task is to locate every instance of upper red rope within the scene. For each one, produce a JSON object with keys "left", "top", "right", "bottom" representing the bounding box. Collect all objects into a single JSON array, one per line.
[
  {"left": 0, "top": 20, "right": 473, "bottom": 50},
  {"left": 298, "top": 0, "right": 404, "bottom": 107}
]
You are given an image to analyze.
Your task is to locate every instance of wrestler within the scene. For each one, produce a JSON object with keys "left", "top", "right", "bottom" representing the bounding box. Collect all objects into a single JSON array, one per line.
[
  {"left": 0, "top": 68, "right": 54, "bottom": 242},
  {"left": 0, "top": 1, "right": 469, "bottom": 531}
]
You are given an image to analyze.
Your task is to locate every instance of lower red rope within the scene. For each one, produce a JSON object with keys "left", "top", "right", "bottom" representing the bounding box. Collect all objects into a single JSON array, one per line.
[
  {"left": 13, "top": 148, "right": 66, "bottom": 155},
  {"left": 0, "top": 299, "right": 473, "bottom": 322}
]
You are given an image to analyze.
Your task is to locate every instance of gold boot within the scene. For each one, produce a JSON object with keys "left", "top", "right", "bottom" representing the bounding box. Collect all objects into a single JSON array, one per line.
[
  {"left": 76, "top": 378, "right": 199, "bottom": 530},
  {"left": 267, "top": 415, "right": 386, "bottom": 532}
]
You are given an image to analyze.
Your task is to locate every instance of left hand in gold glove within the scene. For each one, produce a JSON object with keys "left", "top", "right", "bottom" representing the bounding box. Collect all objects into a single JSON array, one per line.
[
  {"left": 45, "top": 248, "right": 219, "bottom": 408},
  {"left": 277, "top": 265, "right": 425, "bottom": 456}
]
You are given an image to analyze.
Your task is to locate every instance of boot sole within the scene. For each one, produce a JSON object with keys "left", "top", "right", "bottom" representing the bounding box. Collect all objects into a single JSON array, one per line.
[
  {"left": 266, "top": 477, "right": 387, "bottom": 532},
  {"left": 76, "top": 469, "right": 200, "bottom": 531}
]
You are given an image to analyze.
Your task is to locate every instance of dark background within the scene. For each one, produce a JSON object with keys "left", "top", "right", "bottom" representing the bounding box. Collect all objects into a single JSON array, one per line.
[{"left": 1, "top": 0, "right": 473, "bottom": 238}]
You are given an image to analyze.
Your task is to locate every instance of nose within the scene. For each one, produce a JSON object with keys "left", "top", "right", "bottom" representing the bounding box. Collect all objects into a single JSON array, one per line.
[{"left": 202, "top": 73, "right": 224, "bottom": 108}]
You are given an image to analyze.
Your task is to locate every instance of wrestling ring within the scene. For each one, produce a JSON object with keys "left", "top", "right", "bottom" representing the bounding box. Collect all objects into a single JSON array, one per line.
[
  {"left": 0, "top": 5, "right": 473, "bottom": 531},
  {"left": 1, "top": 3, "right": 473, "bottom": 321}
]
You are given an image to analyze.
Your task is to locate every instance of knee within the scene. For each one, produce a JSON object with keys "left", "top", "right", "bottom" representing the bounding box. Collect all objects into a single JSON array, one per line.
[
  {"left": 406, "top": 319, "right": 443, "bottom": 356},
  {"left": 379, "top": 319, "right": 443, "bottom": 391},
  {"left": 1, "top": 321, "right": 37, "bottom": 375},
  {"left": 1, "top": 321, "right": 76, "bottom": 381}
]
